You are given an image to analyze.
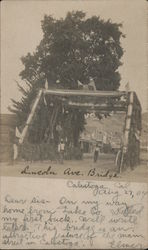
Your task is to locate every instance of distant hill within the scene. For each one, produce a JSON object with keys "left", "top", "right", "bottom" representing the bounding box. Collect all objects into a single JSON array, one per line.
[
  {"left": 84, "top": 112, "right": 148, "bottom": 146},
  {"left": 85, "top": 113, "right": 125, "bottom": 135}
]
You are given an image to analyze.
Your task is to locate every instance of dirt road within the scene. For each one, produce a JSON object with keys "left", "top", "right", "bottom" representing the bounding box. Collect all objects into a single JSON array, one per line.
[{"left": 0, "top": 152, "right": 147, "bottom": 182}]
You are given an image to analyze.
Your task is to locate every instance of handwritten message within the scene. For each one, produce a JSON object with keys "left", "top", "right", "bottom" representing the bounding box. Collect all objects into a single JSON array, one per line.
[{"left": 0, "top": 177, "right": 147, "bottom": 249}]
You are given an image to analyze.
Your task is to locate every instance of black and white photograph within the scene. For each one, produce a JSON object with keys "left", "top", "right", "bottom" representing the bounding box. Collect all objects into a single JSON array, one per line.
[{"left": 0, "top": 0, "right": 148, "bottom": 249}]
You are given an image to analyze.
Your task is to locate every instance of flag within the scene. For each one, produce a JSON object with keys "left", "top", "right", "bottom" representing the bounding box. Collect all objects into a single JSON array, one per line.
[{"left": 78, "top": 80, "right": 83, "bottom": 88}]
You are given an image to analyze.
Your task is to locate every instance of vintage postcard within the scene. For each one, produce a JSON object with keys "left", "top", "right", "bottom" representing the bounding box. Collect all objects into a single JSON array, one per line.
[{"left": 0, "top": 0, "right": 148, "bottom": 249}]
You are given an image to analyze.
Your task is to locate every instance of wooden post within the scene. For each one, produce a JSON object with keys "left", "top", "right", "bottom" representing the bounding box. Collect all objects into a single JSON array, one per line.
[
  {"left": 19, "top": 89, "right": 43, "bottom": 144},
  {"left": 119, "top": 92, "right": 134, "bottom": 173}
]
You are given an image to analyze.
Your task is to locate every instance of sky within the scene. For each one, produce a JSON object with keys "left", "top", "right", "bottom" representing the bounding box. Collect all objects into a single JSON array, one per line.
[{"left": 1, "top": 0, "right": 147, "bottom": 113}]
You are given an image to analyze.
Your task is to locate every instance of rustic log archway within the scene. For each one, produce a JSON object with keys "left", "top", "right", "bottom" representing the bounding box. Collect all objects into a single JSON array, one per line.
[{"left": 18, "top": 88, "right": 142, "bottom": 173}]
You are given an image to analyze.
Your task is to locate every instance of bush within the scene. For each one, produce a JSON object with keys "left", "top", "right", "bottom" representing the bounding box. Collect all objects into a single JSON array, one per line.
[
  {"left": 20, "top": 142, "right": 58, "bottom": 161},
  {"left": 65, "top": 146, "right": 83, "bottom": 160}
]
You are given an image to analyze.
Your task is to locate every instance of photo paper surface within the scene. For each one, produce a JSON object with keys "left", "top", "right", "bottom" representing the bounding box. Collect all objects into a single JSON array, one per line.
[{"left": 0, "top": 0, "right": 148, "bottom": 249}]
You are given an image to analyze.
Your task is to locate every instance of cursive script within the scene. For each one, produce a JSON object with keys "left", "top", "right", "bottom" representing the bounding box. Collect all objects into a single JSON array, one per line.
[
  {"left": 21, "top": 165, "right": 57, "bottom": 175},
  {"left": 1, "top": 177, "right": 147, "bottom": 249}
]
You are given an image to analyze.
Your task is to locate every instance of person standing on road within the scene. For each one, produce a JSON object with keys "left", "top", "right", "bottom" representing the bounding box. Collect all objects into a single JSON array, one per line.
[
  {"left": 58, "top": 139, "right": 65, "bottom": 164},
  {"left": 93, "top": 143, "right": 100, "bottom": 163}
]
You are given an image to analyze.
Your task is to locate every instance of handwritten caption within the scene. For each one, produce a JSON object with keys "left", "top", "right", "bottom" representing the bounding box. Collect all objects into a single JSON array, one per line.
[
  {"left": 21, "top": 165, "right": 118, "bottom": 178},
  {"left": 1, "top": 177, "right": 148, "bottom": 249}
]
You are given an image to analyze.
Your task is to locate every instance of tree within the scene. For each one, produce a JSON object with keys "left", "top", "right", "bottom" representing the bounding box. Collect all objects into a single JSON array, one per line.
[{"left": 10, "top": 11, "right": 124, "bottom": 149}]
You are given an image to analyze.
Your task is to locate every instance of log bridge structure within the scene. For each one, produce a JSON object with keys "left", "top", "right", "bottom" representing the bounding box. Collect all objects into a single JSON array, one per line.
[{"left": 17, "top": 88, "right": 142, "bottom": 173}]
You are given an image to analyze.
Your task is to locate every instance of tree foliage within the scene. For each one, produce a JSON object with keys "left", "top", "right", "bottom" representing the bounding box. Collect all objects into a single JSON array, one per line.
[{"left": 10, "top": 11, "right": 124, "bottom": 147}]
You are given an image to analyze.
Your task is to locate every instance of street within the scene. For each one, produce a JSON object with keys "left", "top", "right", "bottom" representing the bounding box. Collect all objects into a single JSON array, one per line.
[{"left": 0, "top": 151, "right": 147, "bottom": 183}]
